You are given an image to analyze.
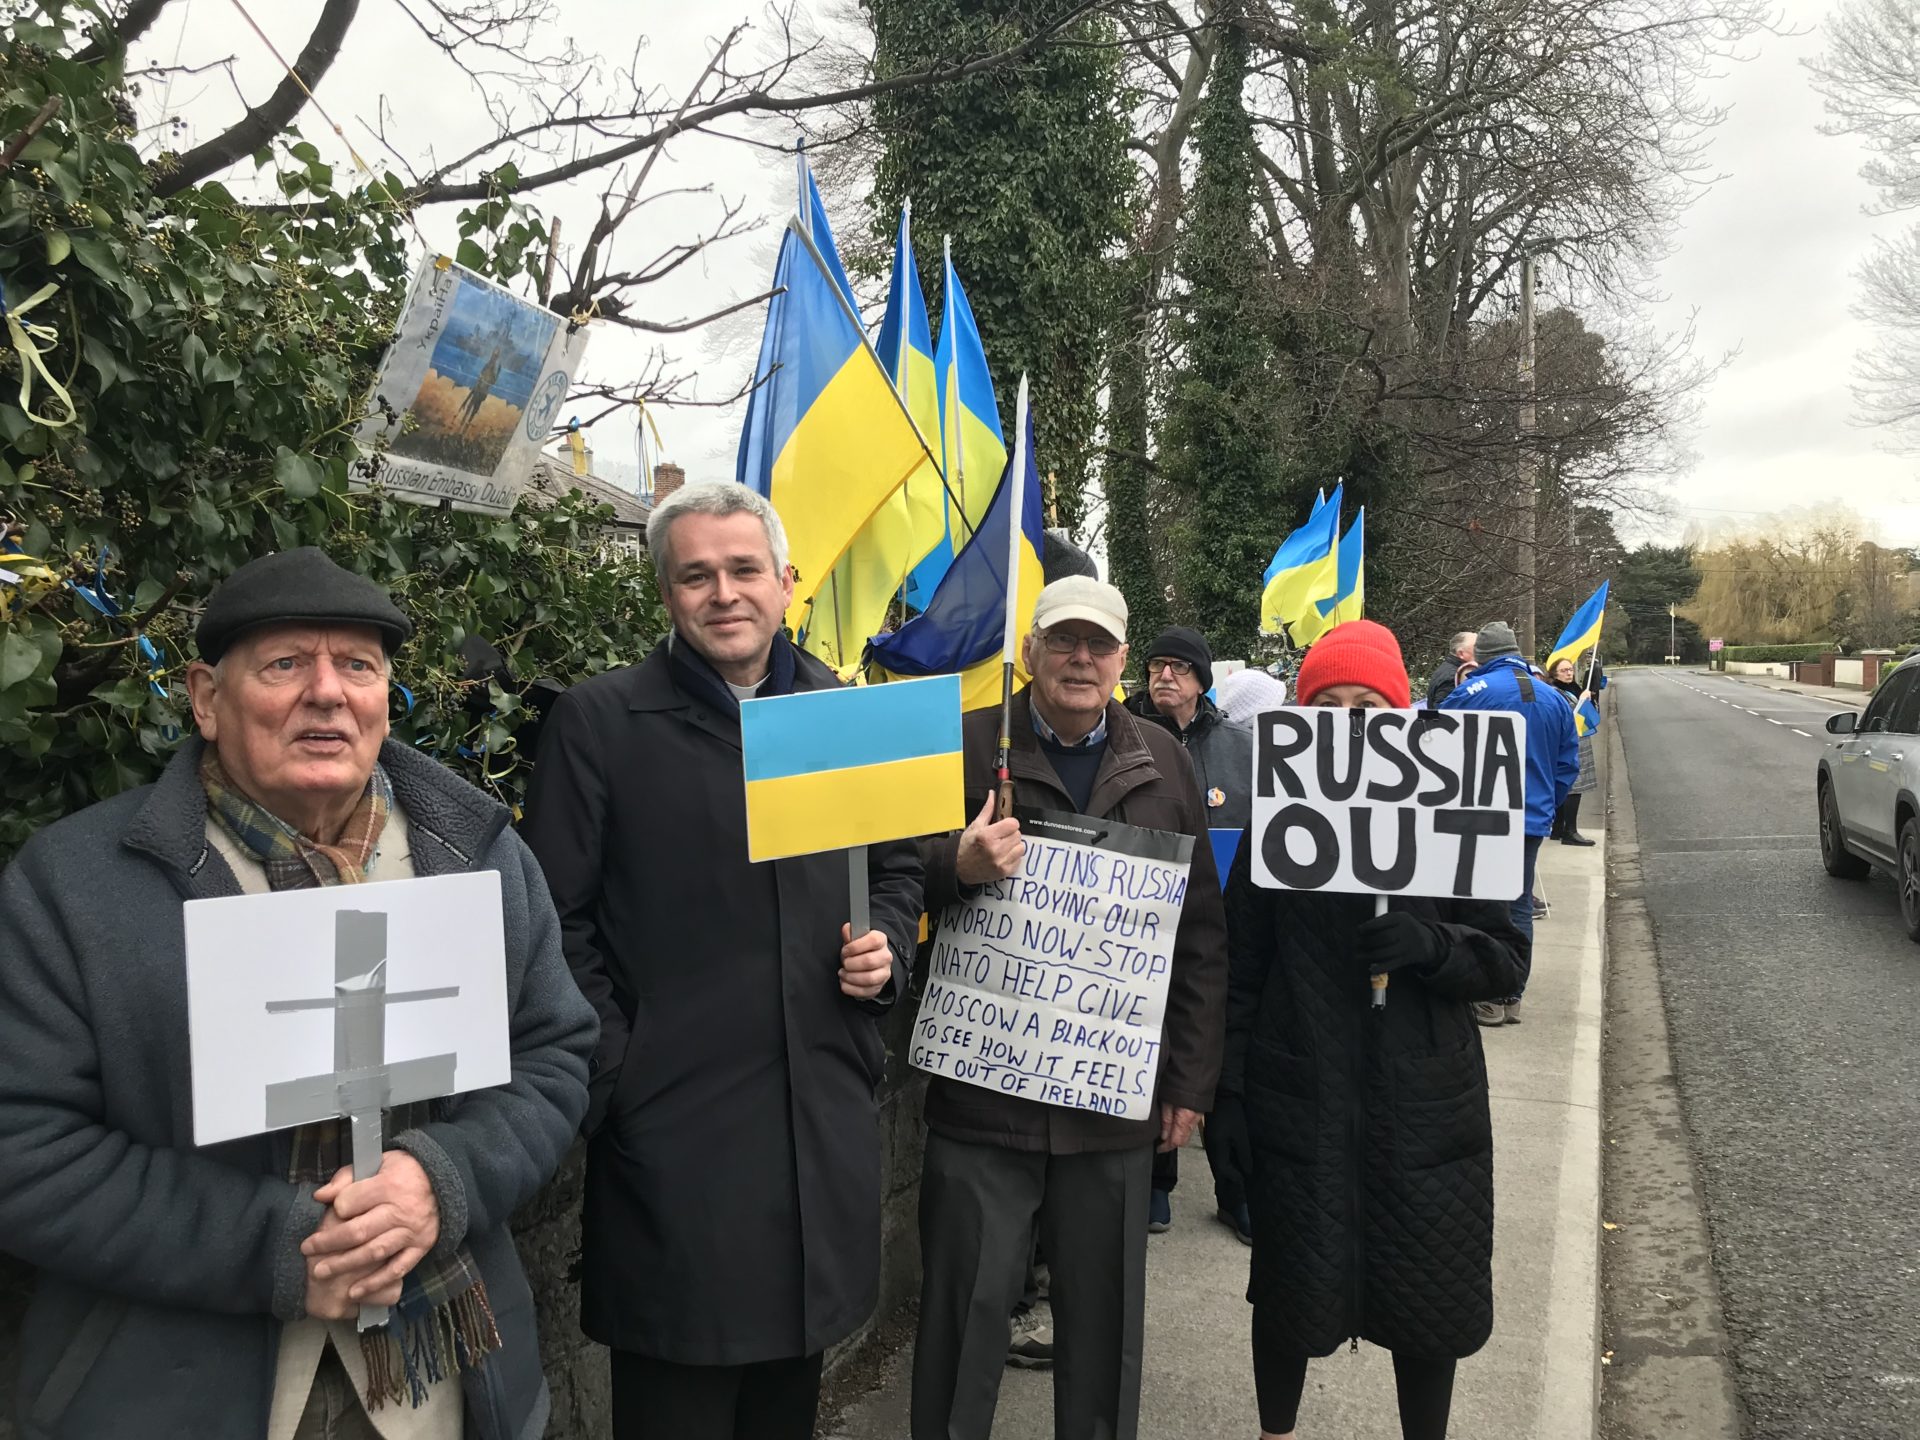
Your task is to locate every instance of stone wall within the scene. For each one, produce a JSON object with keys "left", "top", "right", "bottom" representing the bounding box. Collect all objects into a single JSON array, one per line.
[{"left": 0, "top": 1004, "right": 930, "bottom": 1438}]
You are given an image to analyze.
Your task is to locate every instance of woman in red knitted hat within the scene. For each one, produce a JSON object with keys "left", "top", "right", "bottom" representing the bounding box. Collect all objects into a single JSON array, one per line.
[{"left": 1210, "top": 621, "right": 1527, "bottom": 1440}]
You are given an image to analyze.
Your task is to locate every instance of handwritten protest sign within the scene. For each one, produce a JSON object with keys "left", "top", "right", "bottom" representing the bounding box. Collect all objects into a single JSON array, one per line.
[
  {"left": 910, "top": 811, "right": 1192, "bottom": 1120},
  {"left": 1251, "top": 707, "right": 1527, "bottom": 899}
]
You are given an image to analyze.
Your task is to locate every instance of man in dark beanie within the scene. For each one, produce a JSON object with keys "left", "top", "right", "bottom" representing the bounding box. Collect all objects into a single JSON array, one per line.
[
  {"left": 1441, "top": 618, "right": 1579, "bottom": 1026},
  {"left": 0, "top": 547, "right": 595, "bottom": 1440},
  {"left": 1123, "top": 624, "right": 1253, "bottom": 1240}
]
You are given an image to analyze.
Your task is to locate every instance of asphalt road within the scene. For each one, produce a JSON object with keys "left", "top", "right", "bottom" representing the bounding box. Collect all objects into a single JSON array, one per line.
[{"left": 1614, "top": 668, "right": 1920, "bottom": 1439}]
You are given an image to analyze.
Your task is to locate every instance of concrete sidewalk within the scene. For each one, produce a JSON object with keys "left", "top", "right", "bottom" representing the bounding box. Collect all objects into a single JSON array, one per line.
[{"left": 824, "top": 844, "right": 1607, "bottom": 1440}]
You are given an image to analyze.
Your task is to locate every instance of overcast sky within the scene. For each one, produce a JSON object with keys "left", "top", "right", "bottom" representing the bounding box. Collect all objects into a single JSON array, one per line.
[{"left": 137, "top": 0, "right": 1917, "bottom": 548}]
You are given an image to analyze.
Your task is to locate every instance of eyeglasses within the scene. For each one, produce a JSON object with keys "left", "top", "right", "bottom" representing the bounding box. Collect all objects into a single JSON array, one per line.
[
  {"left": 1040, "top": 631, "right": 1122, "bottom": 658},
  {"left": 1149, "top": 658, "right": 1194, "bottom": 678}
]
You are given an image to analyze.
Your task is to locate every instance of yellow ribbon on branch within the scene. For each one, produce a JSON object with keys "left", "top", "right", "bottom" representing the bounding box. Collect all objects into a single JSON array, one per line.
[{"left": 4, "top": 283, "right": 76, "bottom": 429}]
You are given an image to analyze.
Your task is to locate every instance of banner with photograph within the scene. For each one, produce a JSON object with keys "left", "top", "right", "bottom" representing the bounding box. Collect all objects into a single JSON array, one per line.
[{"left": 355, "top": 258, "right": 588, "bottom": 515}]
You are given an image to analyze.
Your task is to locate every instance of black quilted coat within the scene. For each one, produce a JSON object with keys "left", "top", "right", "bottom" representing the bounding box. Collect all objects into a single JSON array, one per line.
[{"left": 1220, "top": 849, "right": 1527, "bottom": 1360}]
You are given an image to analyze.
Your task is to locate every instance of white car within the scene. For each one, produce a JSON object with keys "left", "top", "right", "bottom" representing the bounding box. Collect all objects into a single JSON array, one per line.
[{"left": 1818, "top": 655, "right": 1920, "bottom": 939}]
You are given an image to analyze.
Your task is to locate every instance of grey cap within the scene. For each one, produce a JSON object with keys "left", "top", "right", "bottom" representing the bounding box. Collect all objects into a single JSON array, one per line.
[{"left": 1475, "top": 620, "right": 1521, "bottom": 662}]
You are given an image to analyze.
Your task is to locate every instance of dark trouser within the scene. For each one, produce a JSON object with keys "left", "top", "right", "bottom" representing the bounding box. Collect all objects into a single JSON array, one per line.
[
  {"left": 1556, "top": 791, "right": 1585, "bottom": 838},
  {"left": 912, "top": 1132, "right": 1151, "bottom": 1440},
  {"left": 1150, "top": 1130, "right": 1248, "bottom": 1214},
  {"left": 1506, "top": 834, "right": 1543, "bottom": 1001},
  {"left": 1252, "top": 1309, "right": 1456, "bottom": 1440},
  {"left": 290, "top": 1347, "right": 382, "bottom": 1440},
  {"left": 610, "top": 1349, "right": 823, "bottom": 1440}
]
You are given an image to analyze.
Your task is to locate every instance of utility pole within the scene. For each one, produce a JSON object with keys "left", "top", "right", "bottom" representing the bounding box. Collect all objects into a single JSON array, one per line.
[{"left": 1517, "top": 253, "right": 1538, "bottom": 658}]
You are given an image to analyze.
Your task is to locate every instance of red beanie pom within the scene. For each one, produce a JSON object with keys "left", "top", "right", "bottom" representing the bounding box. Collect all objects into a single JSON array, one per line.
[{"left": 1294, "top": 620, "right": 1412, "bottom": 708}]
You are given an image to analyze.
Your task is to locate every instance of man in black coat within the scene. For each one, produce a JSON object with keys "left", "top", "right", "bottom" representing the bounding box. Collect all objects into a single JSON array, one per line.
[
  {"left": 1425, "top": 630, "right": 1476, "bottom": 707},
  {"left": 1122, "top": 625, "right": 1255, "bottom": 1240},
  {"left": 909, "top": 578, "right": 1229, "bottom": 1440},
  {"left": 521, "top": 481, "right": 923, "bottom": 1440}
]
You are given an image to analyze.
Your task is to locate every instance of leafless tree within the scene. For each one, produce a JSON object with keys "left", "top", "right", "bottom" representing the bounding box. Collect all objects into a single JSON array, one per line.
[{"left": 1810, "top": 0, "right": 1920, "bottom": 449}]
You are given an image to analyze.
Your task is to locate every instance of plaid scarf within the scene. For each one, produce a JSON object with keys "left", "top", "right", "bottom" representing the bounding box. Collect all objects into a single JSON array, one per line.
[{"left": 200, "top": 750, "right": 502, "bottom": 1410}]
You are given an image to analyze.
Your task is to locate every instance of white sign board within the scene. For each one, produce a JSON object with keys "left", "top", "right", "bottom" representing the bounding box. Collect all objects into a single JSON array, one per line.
[
  {"left": 355, "top": 259, "right": 589, "bottom": 515},
  {"left": 910, "top": 811, "right": 1192, "bottom": 1120},
  {"left": 183, "top": 872, "right": 512, "bottom": 1147},
  {"left": 1251, "top": 707, "right": 1526, "bottom": 899}
]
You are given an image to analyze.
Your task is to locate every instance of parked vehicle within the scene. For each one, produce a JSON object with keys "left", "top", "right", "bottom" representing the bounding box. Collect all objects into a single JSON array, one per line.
[{"left": 1819, "top": 654, "right": 1920, "bottom": 939}]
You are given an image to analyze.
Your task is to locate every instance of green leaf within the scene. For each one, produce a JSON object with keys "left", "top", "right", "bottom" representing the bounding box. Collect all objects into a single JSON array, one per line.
[
  {"left": 274, "top": 447, "right": 324, "bottom": 499},
  {"left": 455, "top": 238, "right": 488, "bottom": 272},
  {"left": 187, "top": 495, "right": 222, "bottom": 536},
  {"left": 68, "top": 231, "right": 117, "bottom": 282},
  {"left": 180, "top": 332, "right": 207, "bottom": 383},
  {"left": 203, "top": 349, "right": 243, "bottom": 385},
  {"left": 44, "top": 229, "right": 70, "bottom": 266},
  {"left": 0, "top": 630, "right": 44, "bottom": 689}
]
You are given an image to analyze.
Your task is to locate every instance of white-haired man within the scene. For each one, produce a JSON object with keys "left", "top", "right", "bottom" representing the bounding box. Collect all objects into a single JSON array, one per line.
[
  {"left": 909, "top": 577, "right": 1228, "bottom": 1440},
  {"left": 522, "top": 481, "right": 924, "bottom": 1440}
]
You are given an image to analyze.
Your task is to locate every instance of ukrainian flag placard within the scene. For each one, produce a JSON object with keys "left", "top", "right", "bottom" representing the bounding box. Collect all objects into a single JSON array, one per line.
[{"left": 740, "top": 675, "right": 966, "bottom": 863}]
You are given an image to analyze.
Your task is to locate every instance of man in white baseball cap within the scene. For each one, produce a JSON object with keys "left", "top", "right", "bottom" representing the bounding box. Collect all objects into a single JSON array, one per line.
[{"left": 909, "top": 577, "right": 1229, "bottom": 1440}]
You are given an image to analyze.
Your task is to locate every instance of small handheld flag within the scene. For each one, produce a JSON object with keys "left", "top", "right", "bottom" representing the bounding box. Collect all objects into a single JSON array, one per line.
[{"left": 739, "top": 675, "right": 966, "bottom": 864}]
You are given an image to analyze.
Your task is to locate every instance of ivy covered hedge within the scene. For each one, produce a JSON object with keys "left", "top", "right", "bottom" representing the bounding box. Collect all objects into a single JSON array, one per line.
[{"left": 0, "top": 7, "right": 663, "bottom": 864}]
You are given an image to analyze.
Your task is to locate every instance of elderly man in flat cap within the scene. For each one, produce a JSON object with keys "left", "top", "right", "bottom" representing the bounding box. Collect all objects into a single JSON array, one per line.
[{"left": 0, "top": 548, "right": 596, "bottom": 1440}]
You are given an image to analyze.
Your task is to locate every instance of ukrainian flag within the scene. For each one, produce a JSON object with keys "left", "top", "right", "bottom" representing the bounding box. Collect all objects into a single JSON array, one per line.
[
  {"left": 1260, "top": 485, "right": 1343, "bottom": 638},
  {"left": 868, "top": 407, "right": 1045, "bottom": 713},
  {"left": 1575, "top": 695, "right": 1602, "bottom": 738},
  {"left": 1297, "top": 507, "right": 1365, "bottom": 643},
  {"left": 868, "top": 204, "right": 948, "bottom": 609},
  {"left": 802, "top": 148, "right": 857, "bottom": 310},
  {"left": 735, "top": 215, "right": 927, "bottom": 644},
  {"left": 739, "top": 674, "right": 965, "bottom": 862},
  {"left": 1545, "top": 580, "right": 1610, "bottom": 676}
]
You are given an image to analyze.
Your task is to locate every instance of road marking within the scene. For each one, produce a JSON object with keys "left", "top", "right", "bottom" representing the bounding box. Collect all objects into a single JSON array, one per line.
[
  {"left": 1793, "top": 729, "right": 1812, "bottom": 737},
  {"left": 1766, "top": 718, "right": 1784, "bottom": 725}
]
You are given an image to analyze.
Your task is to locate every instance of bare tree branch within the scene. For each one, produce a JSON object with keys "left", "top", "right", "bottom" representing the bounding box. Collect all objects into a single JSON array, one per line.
[{"left": 154, "top": 0, "right": 361, "bottom": 197}]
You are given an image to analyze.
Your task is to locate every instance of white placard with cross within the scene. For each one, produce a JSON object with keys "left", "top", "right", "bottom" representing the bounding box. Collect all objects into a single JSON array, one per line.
[
  {"left": 184, "top": 872, "right": 511, "bottom": 1323},
  {"left": 184, "top": 872, "right": 511, "bottom": 1147}
]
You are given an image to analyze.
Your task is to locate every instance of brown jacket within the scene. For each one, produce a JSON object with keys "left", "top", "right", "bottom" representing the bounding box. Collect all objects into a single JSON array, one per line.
[{"left": 918, "top": 691, "right": 1230, "bottom": 1153}]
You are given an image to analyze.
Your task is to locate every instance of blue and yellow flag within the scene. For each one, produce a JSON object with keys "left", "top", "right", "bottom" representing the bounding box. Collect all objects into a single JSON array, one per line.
[
  {"left": 1546, "top": 580, "right": 1610, "bottom": 676},
  {"left": 868, "top": 204, "right": 949, "bottom": 612},
  {"left": 739, "top": 674, "right": 965, "bottom": 862},
  {"left": 801, "top": 148, "right": 857, "bottom": 310},
  {"left": 937, "top": 245, "right": 1007, "bottom": 537},
  {"left": 868, "top": 405, "right": 1045, "bottom": 713},
  {"left": 1260, "top": 485, "right": 1343, "bottom": 638},
  {"left": 1574, "top": 695, "right": 1602, "bottom": 738},
  {"left": 907, "top": 243, "right": 1006, "bottom": 603},
  {"left": 1298, "top": 507, "right": 1365, "bottom": 643},
  {"left": 735, "top": 215, "right": 926, "bottom": 644}
]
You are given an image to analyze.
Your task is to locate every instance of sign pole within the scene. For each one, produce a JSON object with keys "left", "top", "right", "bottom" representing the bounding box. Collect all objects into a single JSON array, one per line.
[
  {"left": 848, "top": 845, "right": 870, "bottom": 940},
  {"left": 1370, "top": 893, "right": 1389, "bottom": 1009},
  {"left": 995, "top": 376, "right": 1031, "bottom": 820}
]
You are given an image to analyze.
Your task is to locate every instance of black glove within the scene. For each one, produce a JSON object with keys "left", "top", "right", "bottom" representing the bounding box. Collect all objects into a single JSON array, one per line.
[
  {"left": 1209, "top": 1092, "right": 1254, "bottom": 1183},
  {"left": 1354, "top": 909, "right": 1442, "bottom": 979}
]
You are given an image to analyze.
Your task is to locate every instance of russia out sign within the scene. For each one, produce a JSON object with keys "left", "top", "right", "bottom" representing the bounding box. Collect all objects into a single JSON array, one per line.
[{"left": 1250, "top": 708, "right": 1527, "bottom": 900}]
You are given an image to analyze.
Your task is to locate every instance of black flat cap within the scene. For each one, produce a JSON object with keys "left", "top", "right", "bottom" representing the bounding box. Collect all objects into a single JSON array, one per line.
[{"left": 195, "top": 547, "right": 413, "bottom": 665}]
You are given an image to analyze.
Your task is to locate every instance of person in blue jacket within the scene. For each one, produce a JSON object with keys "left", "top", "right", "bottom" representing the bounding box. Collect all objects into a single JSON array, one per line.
[{"left": 1440, "top": 620, "right": 1579, "bottom": 1026}]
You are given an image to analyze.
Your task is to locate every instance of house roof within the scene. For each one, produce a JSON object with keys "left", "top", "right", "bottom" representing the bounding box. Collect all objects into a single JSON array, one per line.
[{"left": 528, "top": 456, "right": 650, "bottom": 530}]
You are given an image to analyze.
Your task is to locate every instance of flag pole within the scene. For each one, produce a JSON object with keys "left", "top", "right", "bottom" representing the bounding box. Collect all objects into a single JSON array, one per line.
[{"left": 996, "top": 376, "right": 1030, "bottom": 820}]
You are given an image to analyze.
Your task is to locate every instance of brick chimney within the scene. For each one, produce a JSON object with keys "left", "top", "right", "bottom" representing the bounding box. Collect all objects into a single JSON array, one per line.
[{"left": 652, "top": 462, "right": 685, "bottom": 503}]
